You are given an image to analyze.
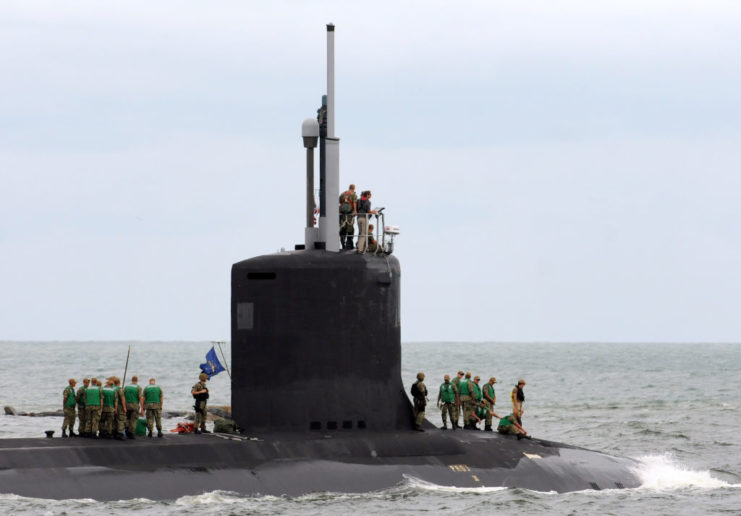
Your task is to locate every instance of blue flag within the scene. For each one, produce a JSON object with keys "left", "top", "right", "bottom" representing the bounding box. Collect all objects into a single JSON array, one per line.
[{"left": 200, "top": 346, "right": 226, "bottom": 378}]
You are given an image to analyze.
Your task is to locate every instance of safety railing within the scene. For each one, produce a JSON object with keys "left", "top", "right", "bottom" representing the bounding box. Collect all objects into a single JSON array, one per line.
[{"left": 342, "top": 209, "right": 399, "bottom": 255}]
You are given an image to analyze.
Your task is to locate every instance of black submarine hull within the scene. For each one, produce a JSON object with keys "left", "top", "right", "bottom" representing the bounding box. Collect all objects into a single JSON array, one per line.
[{"left": 0, "top": 428, "right": 640, "bottom": 500}]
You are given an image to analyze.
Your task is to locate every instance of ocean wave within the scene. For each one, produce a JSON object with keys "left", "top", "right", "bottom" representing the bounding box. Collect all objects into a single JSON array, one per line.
[{"left": 632, "top": 453, "right": 741, "bottom": 490}]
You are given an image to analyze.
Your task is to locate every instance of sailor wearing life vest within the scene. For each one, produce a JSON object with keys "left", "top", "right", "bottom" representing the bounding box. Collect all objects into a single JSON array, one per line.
[
  {"left": 437, "top": 375, "right": 458, "bottom": 430},
  {"left": 339, "top": 184, "right": 358, "bottom": 249},
  {"left": 124, "top": 376, "right": 143, "bottom": 439},
  {"left": 143, "top": 378, "right": 164, "bottom": 438}
]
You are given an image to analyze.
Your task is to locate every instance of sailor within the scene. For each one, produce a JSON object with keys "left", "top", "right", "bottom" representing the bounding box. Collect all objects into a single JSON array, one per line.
[
  {"left": 511, "top": 379, "right": 526, "bottom": 423},
  {"left": 112, "top": 377, "right": 127, "bottom": 440},
  {"left": 470, "top": 376, "right": 483, "bottom": 430},
  {"left": 497, "top": 412, "right": 528, "bottom": 439},
  {"left": 61, "top": 379, "right": 77, "bottom": 437},
  {"left": 366, "top": 224, "right": 381, "bottom": 254},
  {"left": 451, "top": 371, "right": 464, "bottom": 429},
  {"left": 75, "top": 377, "right": 89, "bottom": 436},
  {"left": 84, "top": 378, "right": 103, "bottom": 438},
  {"left": 143, "top": 378, "right": 164, "bottom": 438},
  {"left": 100, "top": 378, "right": 116, "bottom": 438},
  {"left": 437, "top": 374, "right": 458, "bottom": 430},
  {"left": 410, "top": 372, "right": 427, "bottom": 431},
  {"left": 339, "top": 183, "right": 358, "bottom": 249},
  {"left": 458, "top": 372, "right": 473, "bottom": 429},
  {"left": 356, "top": 190, "right": 378, "bottom": 254},
  {"left": 191, "top": 373, "right": 210, "bottom": 434},
  {"left": 482, "top": 377, "right": 497, "bottom": 431},
  {"left": 124, "top": 376, "right": 143, "bottom": 439}
]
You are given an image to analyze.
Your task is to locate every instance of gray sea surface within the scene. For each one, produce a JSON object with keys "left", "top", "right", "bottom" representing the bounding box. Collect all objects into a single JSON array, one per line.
[{"left": 1, "top": 341, "right": 740, "bottom": 515}]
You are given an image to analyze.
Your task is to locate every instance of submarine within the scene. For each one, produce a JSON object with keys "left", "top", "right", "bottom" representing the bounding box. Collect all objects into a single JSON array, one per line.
[{"left": 0, "top": 25, "right": 641, "bottom": 500}]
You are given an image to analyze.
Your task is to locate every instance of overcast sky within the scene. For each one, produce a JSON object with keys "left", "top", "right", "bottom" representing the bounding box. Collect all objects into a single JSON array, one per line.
[{"left": 2, "top": 1, "right": 740, "bottom": 342}]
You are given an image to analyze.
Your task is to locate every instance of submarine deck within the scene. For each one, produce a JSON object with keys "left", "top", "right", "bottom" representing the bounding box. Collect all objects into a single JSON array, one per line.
[{"left": 0, "top": 428, "right": 641, "bottom": 500}]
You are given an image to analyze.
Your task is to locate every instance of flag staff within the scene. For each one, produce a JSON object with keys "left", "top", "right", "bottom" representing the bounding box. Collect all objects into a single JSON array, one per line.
[
  {"left": 212, "top": 341, "right": 231, "bottom": 379},
  {"left": 122, "top": 345, "right": 131, "bottom": 384}
]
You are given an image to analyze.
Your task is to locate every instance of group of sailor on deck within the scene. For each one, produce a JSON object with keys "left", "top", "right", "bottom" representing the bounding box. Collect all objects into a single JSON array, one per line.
[{"left": 411, "top": 372, "right": 530, "bottom": 439}]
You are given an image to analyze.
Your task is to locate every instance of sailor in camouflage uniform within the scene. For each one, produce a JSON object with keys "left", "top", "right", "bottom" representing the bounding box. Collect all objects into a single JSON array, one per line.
[
  {"left": 112, "top": 376, "right": 127, "bottom": 440},
  {"left": 83, "top": 378, "right": 103, "bottom": 438},
  {"left": 192, "top": 373, "right": 210, "bottom": 434},
  {"left": 411, "top": 372, "right": 427, "bottom": 431},
  {"left": 143, "top": 377, "right": 164, "bottom": 438},
  {"left": 124, "top": 376, "right": 143, "bottom": 439},
  {"left": 482, "top": 377, "right": 497, "bottom": 431},
  {"left": 451, "top": 371, "right": 464, "bottom": 429},
  {"left": 100, "top": 378, "right": 116, "bottom": 438},
  {"left": 75, "top": 377, "right": 89, "bottom": 435},
  {"left": 437, "top": 374, "right": 458, "bottom": 430},
  {"left": 61, "top": 378, "right": 77, "bottom": 437}
]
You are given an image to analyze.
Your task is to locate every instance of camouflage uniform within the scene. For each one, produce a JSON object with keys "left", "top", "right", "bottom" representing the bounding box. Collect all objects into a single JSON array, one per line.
[
  {"left": 62, "top": 385, "right": 77, "bottom": 435},
  {"left": 458, "top": 377, "right": 473, "bottom": 428},
  {"left": 84, "top": 385, "right": 103, "bottom": 436},
  {"left": 100, "top": 385, "right": 116, "bottom": 436},
  {"left": 143, "top": 383, "right": 163, "bottom": 435},
  {"left": 192, "top": 381, "right": 208, "bottom": 431},
  {"left": 451, "top": 375, "right": 462, "bottom": 426},
  {"left": 482, "top": 382, "right": 496, "bottom": 429},
  {"left": 438, "top": 381, "right": 457, "bottom": 428},
  {"left": 124, "top": 383, "right": 143, "bottom": 438},
  {"left": 113, "top": 384, "right": 127, "bottom": 437},
  {"left": 75, "top": 384, "right": 88, "bottom": 434},
  {"left": 339, "top": 190, "right": 358, "bottom": 249},
  {"left": 411, "top": 375, "right": 427, "bottom": 428}
]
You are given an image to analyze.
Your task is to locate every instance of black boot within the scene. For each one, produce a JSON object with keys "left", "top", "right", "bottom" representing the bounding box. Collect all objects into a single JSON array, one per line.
[
  {"left": 147, "top": 430, "right": 153, "bottom": 438},
  {"left": 114, "top": 433, "right": 124, "bottom": 440},
  {"left": 194, "top": 429, "right": 202, "bottom": 434},
  {"left": 484, "top": 425, "right": 492, "bottom": 432},
  {"left": 413, "top": 425, "right": 425, "bottom": 432},
  {"left": 440, "top": 423, "right": 447, "bottom": 430},
  {"left": 61, "top": 431, "right": 68, "bottom": 438},
  {"left": 69, "top": 431, "right": 77, "bottom": 437},
  {"left": 157, "top": 431, "right": 163, "bottom": 438},
  {"left": 127, "top": 433, "right": 135, "bottom": 439}
]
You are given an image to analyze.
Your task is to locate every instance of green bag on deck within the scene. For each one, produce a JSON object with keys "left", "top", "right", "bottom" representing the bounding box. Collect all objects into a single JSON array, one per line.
[{"left": 135, "top": 417, "right": 147, "bottom": 436}]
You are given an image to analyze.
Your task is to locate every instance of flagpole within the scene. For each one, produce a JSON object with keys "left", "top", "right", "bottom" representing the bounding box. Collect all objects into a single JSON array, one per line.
[
  {"left": 212, "top": 340, "right": 231, "bottom": 379},
  {"left": 122, "top": 344, "right": 131, "bottom": 384}
]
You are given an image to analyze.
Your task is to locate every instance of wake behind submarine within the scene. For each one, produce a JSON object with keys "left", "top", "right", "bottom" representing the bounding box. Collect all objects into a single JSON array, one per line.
[{"left": 0, "top": 25, "right": 641, "bottom": 500}]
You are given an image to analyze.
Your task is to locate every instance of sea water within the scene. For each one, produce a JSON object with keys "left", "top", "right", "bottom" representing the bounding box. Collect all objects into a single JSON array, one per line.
[{"left": 0, "top": 341, "right": 739, "bottom": 515}]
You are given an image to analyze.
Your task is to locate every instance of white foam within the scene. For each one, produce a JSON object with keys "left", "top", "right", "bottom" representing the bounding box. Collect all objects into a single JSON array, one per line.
[
  {"left": 632, "top": 454, "right": 741, "bottom": 490},
  {"left": 402, "top": 474, "right": 508, "bottom": 493}
]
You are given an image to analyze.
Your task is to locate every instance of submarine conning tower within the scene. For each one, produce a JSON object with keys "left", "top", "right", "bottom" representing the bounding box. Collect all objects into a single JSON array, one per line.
[{"left": 231, "top": 24, "right": 411, "bottom": 433}]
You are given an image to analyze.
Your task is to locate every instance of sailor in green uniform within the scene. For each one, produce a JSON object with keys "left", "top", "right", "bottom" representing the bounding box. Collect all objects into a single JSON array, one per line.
[
  {"left": 411, "top": 372, "right": 427, "bottom": 431},
  {"left": 62, "top": 378, "right": 77, "bottom": 437},
  {"left": 482, "top": 377, "right": 497, "bottom": 431},
  {"left": 458, "top": 372, "right": 473, "bottom": 429},
  {"left": 451, "top": 371, "right": 464, "bottom": 429},
  {"left": 84, "top": 378, "right": 103, "bottom": 438},
  {"left": 144, "top": 377, "right": 164, "bottom": 438},
  {"left": 437, "top": 374, "right": 458, "bottom": 430},
  {"left": 112, "top": 376, "right": 127, "bottom": 440},
  {"left": 100, "top": 378, "right": 116, "bottom": 438},
  {"left": 191, "top": 373, "right": 210, "bottom": 434},
  {"left": 497, "top": 413, "right": 528, "bottom": 438},
  {"left": 75, "top": 377, "right": 89, "bottom": 435},
  {"left": 469, "top": 376, "right": 484, "bottom": 429},
  {"left": 124, "top": 376, "right": 143, "bottom": 439}
]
